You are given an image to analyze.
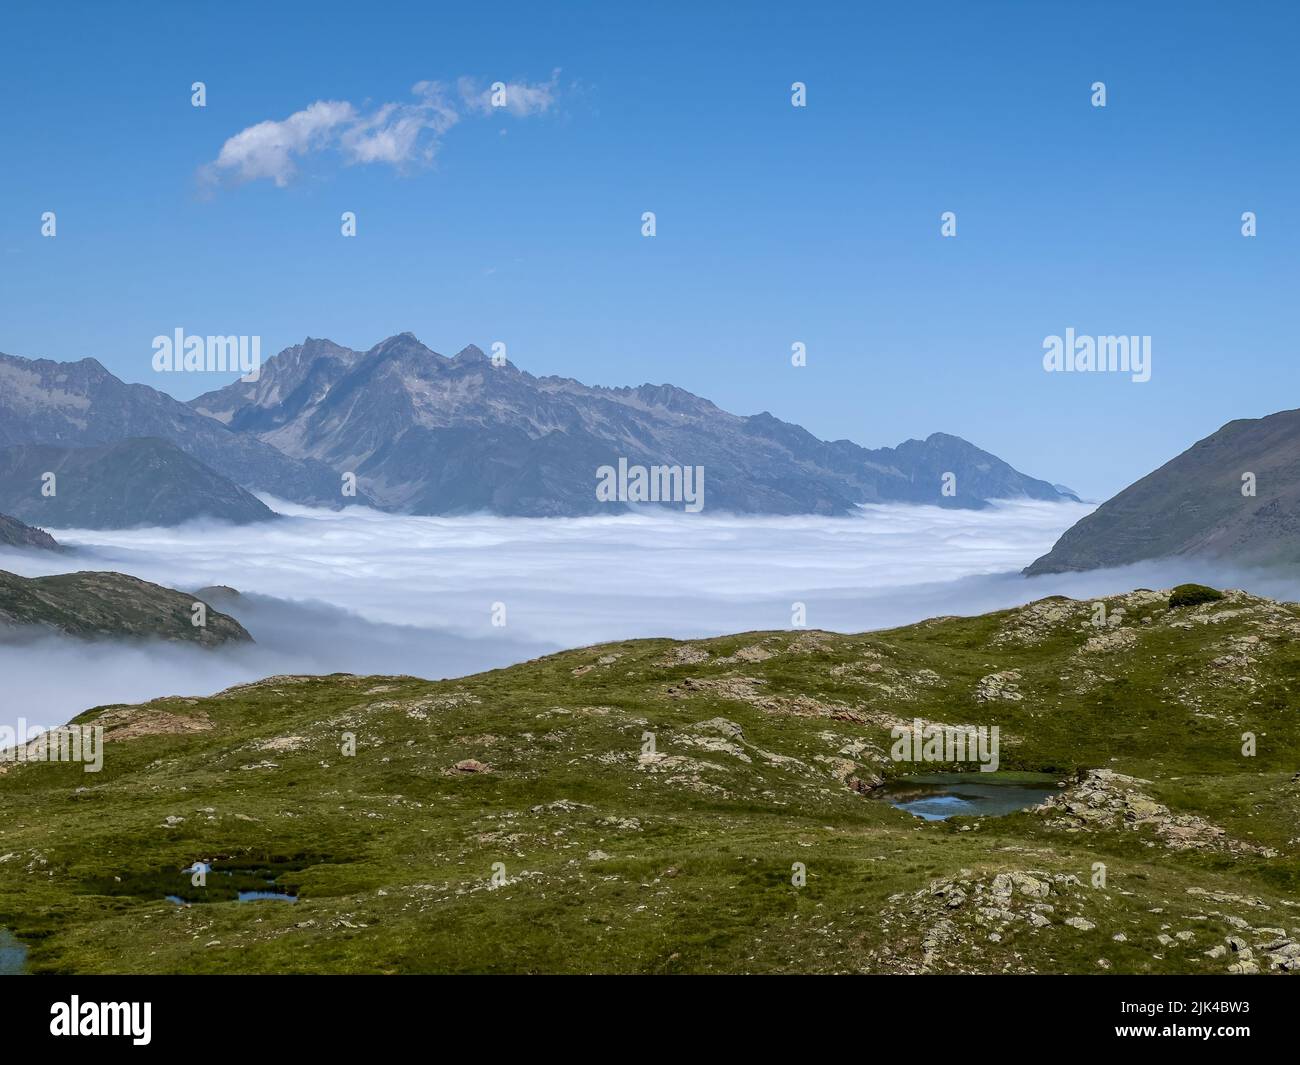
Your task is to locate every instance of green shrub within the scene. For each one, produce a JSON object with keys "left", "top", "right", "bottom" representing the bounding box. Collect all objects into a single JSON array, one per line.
[{"left": 1168, "top": 583, "right": 1224, "bottom": 609}]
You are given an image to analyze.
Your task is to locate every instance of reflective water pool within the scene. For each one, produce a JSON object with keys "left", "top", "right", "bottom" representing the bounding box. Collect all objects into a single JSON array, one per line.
[{"left": 873, "top": 772, "right": 1063, "bottom": 821}]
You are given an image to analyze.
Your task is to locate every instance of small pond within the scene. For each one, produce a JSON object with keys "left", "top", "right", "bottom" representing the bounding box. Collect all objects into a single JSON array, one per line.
[
  {"left": 164, "top": 866, "right": 297, "bottom": 905},
  {"left": 873, "top": 772, "right": 1064, "bottom": 821},
  {"left": 81, "top": 858, "right": 313, "bottom": 907},
  {"left": 0, "top": 928, "right": 28, "bottom": 975}
]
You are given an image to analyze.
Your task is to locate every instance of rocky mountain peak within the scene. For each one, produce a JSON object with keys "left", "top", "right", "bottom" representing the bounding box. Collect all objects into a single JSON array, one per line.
[{"left": 364, "top": 332, "right": 445, "bottom": 367}]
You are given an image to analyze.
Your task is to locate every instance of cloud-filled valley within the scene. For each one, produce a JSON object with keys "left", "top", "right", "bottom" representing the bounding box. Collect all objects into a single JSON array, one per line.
[{"left": 8, "top": 496, "right": 1300, "bottom": 738}]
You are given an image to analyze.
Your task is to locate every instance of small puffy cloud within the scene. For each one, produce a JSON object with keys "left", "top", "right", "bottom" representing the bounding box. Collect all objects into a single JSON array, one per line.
[
  {"left": 200, "top": 75, "right": 559, "bottom": 190},
  {"left": 203, "top": 100, "right": 356, "bottom": 187}
]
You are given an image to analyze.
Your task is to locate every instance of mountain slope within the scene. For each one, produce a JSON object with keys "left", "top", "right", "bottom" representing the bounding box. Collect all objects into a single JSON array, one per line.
[
  {"left": 0, "top": 569, "right": 251, "bottom": 644},
  {"left": 187, "top": 337, "right": 362, "bottom": 430},
  {"left": 0, "top": 513, "right": 59, "bottom": 551},
  {"left": 192, "top": 333, "right": 1075, "bottom": 516},
  {"left": 1026, "top": 408, "right": 1300, "bottom": 574},
  {"left": 0, "top": 586, "right": 1296, "bottom": 973},
  {"left": 0, "top": 350, "right": 357, "bottom": 507},
  {"left": 0, "top": 439, "right": 274, "bottom": 528}
]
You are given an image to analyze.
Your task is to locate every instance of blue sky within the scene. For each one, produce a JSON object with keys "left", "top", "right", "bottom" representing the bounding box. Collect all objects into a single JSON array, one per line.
[{"left": 1, "top": 0, "right": 1297, "bottom": 500}]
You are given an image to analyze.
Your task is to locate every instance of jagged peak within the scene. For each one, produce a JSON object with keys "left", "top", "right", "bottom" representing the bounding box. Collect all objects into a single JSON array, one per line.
[
  {"left": 367, "top": 332, "right": 442, "bottom": 360},
  {"left": 280, "top": 336, "right": 354, "bottom": 363},
  {"left": 296, "top": 336, "right": 350, "bottom": 352}
]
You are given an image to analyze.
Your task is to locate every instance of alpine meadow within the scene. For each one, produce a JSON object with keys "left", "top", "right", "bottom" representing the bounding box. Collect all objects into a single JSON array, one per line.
[{"left": 1, "top": 1, "right": 1298, "bottom": 1045}]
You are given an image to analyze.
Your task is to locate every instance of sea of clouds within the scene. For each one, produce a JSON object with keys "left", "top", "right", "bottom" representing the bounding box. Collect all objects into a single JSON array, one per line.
[{"left": 5, "top": 497, "right": 1294, "bottom": 734}]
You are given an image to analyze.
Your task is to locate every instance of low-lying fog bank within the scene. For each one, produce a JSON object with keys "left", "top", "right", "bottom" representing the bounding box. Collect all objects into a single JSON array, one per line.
[{"left": 10, "top": 499, "right": 1285, "bottom": 732}]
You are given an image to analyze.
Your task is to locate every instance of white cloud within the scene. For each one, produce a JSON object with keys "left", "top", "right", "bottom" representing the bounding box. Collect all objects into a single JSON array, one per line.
[
  {"left": 1, "top": 501, "right": 1085, "bottom": 733},
  {"left": 200, "top": 75, "right": 559, "bottom": 189},
  {"left": 12, "top": 499, "right": 1300, "bottom": 734},
  {"left": 204, "top": 100, "right": 356, "bottom": 187},
  {"left": 15, "top": 499, "right": 1090, "bottom": 638}
]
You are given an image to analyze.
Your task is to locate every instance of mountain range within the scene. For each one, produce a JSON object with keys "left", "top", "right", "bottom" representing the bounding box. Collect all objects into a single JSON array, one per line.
[
  {"left": 1027, "top": 407, "right": 1300, "bottom": 574},
  {"left": 1, "top": 336, "right": 1075, "bottom": 524},
  {"left": 0, "top": 350, "right": 352, "bottom": 508},
  {"left": 189, "top": 333, "right": 1075, "bottom": 515}
]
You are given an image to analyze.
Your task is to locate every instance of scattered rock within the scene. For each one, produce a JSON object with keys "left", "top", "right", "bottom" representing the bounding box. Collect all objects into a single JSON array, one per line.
[
  {"left": 1037, "top": 769, "right": 1277, "bottom": 857},
  {"left": 976, "top": 670, "right": 1023, "bottom": 702}
]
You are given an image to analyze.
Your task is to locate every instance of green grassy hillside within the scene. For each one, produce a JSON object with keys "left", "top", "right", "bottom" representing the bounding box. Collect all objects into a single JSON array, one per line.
[
  {"left": 0, "top": 569, "right": 251, "bottom": 644},
  {"left": 1, "top": 586, "right": 1297, "bottom": 974}
]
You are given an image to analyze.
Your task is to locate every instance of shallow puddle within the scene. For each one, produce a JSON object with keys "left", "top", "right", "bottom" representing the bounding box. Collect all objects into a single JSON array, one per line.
[
  {"left": 165, "top": 869, "right": 298, "bottom": 905},
  {"left": 0, "top": 928, "right": 28, "bottom": 975}
]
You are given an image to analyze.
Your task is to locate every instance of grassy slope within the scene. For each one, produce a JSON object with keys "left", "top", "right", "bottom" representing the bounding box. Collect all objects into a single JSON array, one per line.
[
  {"left": 0, "top": 570, "right": 251, "bottom": 644},
  {"left": 1025, "top": 409, "right": 1300, "bottom": 574},
  {"left": 1, "top": 586, "right": 1297, "bottom": 974}
]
